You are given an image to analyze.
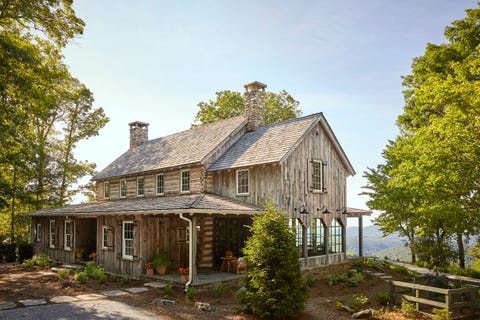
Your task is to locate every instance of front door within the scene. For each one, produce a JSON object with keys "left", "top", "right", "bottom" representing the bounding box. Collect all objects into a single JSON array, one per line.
[{"left": 213, "top": 217, "right": 251, "bottom": 267}]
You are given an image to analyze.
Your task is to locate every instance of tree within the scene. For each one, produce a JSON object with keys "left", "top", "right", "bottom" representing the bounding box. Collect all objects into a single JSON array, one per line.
[
  {"left": 192, "top": 89, "right": 302, "bottom": 126},
  {"left": 242, "top": 201, "right": 307, "bottom": 319},
  {"left": 363, "top": 4, "right": 480, "bottom": 270}
]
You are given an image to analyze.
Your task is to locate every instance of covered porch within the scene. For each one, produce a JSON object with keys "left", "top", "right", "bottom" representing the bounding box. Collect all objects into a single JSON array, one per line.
[{"left": 345, "top": 207, "right": 373, "bottom": 257}]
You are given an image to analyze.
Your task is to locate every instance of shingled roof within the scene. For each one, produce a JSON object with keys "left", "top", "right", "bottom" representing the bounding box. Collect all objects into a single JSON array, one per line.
[
  {"left": 27, "top": 193, "right": 262, "bottom": 217},
  {"left": 93, "top": 116, "right": 247, "bottom": 180},
  {"left": 207, "top": 113, "right": 355, "bottom": 174}
]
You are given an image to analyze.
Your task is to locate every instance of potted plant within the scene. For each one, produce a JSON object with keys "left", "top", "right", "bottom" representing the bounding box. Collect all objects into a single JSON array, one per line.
[
  {"left": 178, "top": 267, "right": 189, "bottom": 283},
  {"left": 151, "top": 253, "right": 169, "bottom": 274},
  {"left": 145, "top": 261, "right": 154, "bottom": 276}
]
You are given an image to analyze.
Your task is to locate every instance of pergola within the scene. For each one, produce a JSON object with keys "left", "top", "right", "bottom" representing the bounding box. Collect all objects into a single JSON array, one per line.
[{"left": 346, "top": 207, "right": 373, "bottom": 257}]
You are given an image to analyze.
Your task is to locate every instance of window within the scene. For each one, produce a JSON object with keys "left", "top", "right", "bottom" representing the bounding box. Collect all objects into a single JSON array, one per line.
[
  {"left": 122, "top": 221, "right": 134, "bottom": 259},
  {"left": 181, "top": 170, "right": 190, "bottom": 193},
  {"left": 103, "top": 182, "right": 110, "bottom": 199},
  {"left": 289, "top": 218, "right": 303, "bottom": 253},
  {"left": 102, "top": 226, "right": 109, "bottom": 249},
  {"left": 308, "top": 218, "right": 326, "bottom": 256},
  {"left": 236, "top": 169, "right": 249, "bottom": 195},
  {"left": 120, "top": 179, "right": 126, "bottom": 198},
  {"left": 137, "top": 177, "right": 144, "bottom": 196},
  {"left": 49, "top": 220, "right": 56, "bottom": 248},
  {"left": 312, "top": 160, "right": 326, "bottom": 192},
  {"left": 35, "top": 223, "right": 41, "bottom": 242},
  {"left": 64, "top": 220, "right": 72, "bottom": 251},
  {"left": 329, "top": 219, "right": 344, "bottom": 253},
  {"left": 156, "top": 174, "right": 164, "bottom": 195}
]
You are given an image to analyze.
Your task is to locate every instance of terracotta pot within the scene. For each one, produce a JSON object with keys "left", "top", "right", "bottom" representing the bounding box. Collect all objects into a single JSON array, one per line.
[
  {"left": 181, "top": 274, "right": 188, "bottom": 283},
  {"left": 156, "top": 265, "right": 167, "bottom": 275},
  {"left": 146, "top": 268, "right": 154, "bottom": 276}
]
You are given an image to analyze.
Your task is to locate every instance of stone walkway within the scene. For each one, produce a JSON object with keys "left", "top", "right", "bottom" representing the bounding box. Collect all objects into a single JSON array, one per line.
[{"left": 0, "top": 285, "right": 157, "bottom": 311}]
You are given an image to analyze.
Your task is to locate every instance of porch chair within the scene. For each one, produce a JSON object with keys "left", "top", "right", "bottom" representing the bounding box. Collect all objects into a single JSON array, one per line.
[{"left": 233, "top": 257, "right": 247, "bottom": 274}]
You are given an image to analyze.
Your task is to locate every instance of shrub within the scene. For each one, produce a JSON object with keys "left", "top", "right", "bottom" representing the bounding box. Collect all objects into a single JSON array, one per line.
[
  {"left": 98, "top": 273, "right": 107, "bottom": 285},
  {"left": 375, "top": 292, "right": 392, "bottom": 306},
  {"left": 351, "top": 294, "right": 369, "bottom": 311},
  {"left": 163, "top": 283, "right": 173, "bottom": 298},
  {"left": 432, "top": 308, "right": 452, "bottom": 320},
  {"left": 110, "top": 273, "right": 119, "bottom": 282},
  {"left": 215, "top": 283, "right": 224, "bottom": 300},
  {"left": 185, "top": 286, "right": 195, "bottom": 304},
  {"left": 121, "top": 275, "right": 130, "bottom": 285},
  {"left": 74, "top": 271, "right": 88, "bottom": 284},
  {"left": 399, "top": 299, "right": 420, "bottom": 317},
  {"left": 17, "top": 242, "right": 34, "bottom": 263},
  {"left": 32, "top": 253, "right": 50, "bottom": 267},
  {"left": 243, "top": 202, "right": 307, "bottom": 319},
  {"left": 305, "top": 275, "right": 316, "bottom": 287},
  {"left": 21, "top": 258, "right": 35, "bottom": 269},
  {"left": 57, "top": 269, "right": 70, "bottom": 280}
]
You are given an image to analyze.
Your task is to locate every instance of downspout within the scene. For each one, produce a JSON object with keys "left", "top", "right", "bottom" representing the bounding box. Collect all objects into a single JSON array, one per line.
[{"left": 179, "top": 213, "right": 193, "bottom": 290}]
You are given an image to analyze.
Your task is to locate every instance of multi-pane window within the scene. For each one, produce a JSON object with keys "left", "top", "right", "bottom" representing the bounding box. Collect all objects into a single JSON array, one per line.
[
  {"left": 120, "top": 179, "right": 126, "bottom": 198},
  {"left": 122, "top": 221, "right": 134, "bottom": 259},
  {"left": 156, "top": 174, "right": 164, "bottom": 195},
  {"left": 308, "top": 218, "right": 326, "bottom": 256},
  {"left": 104, "top": 182, "right": 110, "bottom": 199},
  {"left": 312, "top": 160, "right": 326, "bottom": 192},
  {"left": 35, "top": 223, "right": 41, "bottom": 242},
  {"left": 289, "top": 218, "right": 303, "bottom": 253},
  {"left": 49, "top": 220, "right": 56, "bottom": 248},
  {"left": 102, "top": 226, "right": 109, "bottom": 249},
  {"left": 64, "top": 220, "right": 72, "bottom": 251},
  {"left": 329, "top": 219, "right": 344, "bottom": 253},
  {"left": 236, "top": 169, "right": 249, "bottom": 195},
  {"left": 137, "top": 177, "right": 144, "bottom": 196},
  {"left": 181, "top": 170, "right": 190, "bottom": 193}
]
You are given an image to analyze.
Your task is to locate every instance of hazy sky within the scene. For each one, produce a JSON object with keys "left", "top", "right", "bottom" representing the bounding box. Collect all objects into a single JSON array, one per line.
[{"left": 64, "top": 1, "right": 478, "bottom": 225}]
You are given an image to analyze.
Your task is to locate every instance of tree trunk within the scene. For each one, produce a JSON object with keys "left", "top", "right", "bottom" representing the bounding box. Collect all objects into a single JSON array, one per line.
[{"left": 457, "top": 231, "right": 465, "bottom": 269}]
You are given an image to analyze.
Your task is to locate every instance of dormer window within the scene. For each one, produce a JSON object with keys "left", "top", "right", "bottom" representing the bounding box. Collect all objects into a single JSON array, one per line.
[
  {"left": 181, "top": 170, "right": 190, "bottom": 193},
  {"left": 137, "top": 177, "right": 144, "bottom": 196},
  {"left": 236, "top": 169, "right": 249, "bottom": 195},
  {"left": 104, "top": 182, "right": 110, "bottom": 199}
]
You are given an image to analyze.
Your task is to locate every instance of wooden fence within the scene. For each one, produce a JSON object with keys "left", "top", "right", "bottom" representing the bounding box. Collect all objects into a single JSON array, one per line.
[{"left": 390, "top": 279, "right": 480, "bottom": 319}]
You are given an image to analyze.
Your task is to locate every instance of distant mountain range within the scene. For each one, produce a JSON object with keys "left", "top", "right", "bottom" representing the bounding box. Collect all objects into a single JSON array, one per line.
[{"left": 346, "top": 224, "right": 408, "bottom": 259}]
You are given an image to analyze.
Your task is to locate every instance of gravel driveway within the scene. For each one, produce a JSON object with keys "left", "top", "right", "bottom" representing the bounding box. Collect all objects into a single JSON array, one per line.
[{"left": 0, "top": 300, "right": 159, "bottom": 320}]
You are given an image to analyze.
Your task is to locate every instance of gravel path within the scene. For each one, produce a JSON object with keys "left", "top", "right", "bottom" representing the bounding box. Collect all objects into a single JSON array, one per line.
[{"left": 0, "top": 300, "right": 159, "bottom": 320}]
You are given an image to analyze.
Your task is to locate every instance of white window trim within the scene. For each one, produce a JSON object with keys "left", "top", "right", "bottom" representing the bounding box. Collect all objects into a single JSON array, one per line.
[
  {"left": 64, "top": 220, "right": 72, "bottom": 251},
  {"left": 102, "top": 225, "right": 109, "bottom": 250},
  {"left": 180, "top": 170, "right": 190, "bottom": 193},
  {"left": 312, "top": 159, "right": 326, "bottom": 193},
  {"left": 156, "top": 174, "right": 164, "bottom": 196},
  {"left": 103, "top": 181, "right": 110, "bottom": 199},
  {"left": 35, "top": 223, "right": 41, "bottom": 242},
  {"left": 136, "top": 176, "right": 144, "bottom": 197},
  {"left": 236, "top": 169, "right": 249, "bottom": 195},
  {"left": 49, "top": 220, "right": 56, "bottom": 249},
  {"left": 119, "top": 179, "right": 126, "bottom": 198},
  {"left": 122, "top": 221, "right": 134, "bottom": 260}
]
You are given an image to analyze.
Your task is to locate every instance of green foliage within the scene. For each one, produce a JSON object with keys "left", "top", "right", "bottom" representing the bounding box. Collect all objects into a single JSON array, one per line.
[
  {"left": 121, "top": 275, "right": 130, "bottom": 285},
  {"left": 57, "top": 269, "right": 70, "bottom": 280},
  {"left": 305, "top": 275, "right": 316, "bottom": 287},
  {"left": 98, "top": 273, "right": 107, "bottom": 285},
  {"left": 32, "top": 253, "right": 50, "bottom": 267},
  {"left": 399, "top": 299, "right": 420, "bottom": 317},
  {"left": 243, "top": 201, "right": 307, "bottom": 319},
  {"left": 21, "top": 259, "right": 35, "bottom": 269},
  {"left": 74, "top": 271, "right": 88, "bottom": 284},
  {"left": 375, "top": 292, "right": 392, "bottom": 306},
  {"left": 17, "top": 242, "right": 33, "bottom": 263},
  {"left": 163, "top": 283, "right": 173, "bottom": 298},
  {"left": 351, "top": 294, "right": 369, "bottom": 312},
  {"left": 151, "top": 253, "right": 169, "bottom": 268},
  {"left": 432, "top": 308, "right": 453, "bottom": 320},
  {"left": 192, "top": 89, "right": 302, "bottom": 127},
  {"left": 185, "top": 286, "right": 195, "bottom": 304},
  {"left": 83, "top": 261, "right": 105, "bottom": 281},
  {"left": 215, "top": 283, "right": 224, "bottom": 300},
  {"left": 109, "top": 273, "right": 119, "bottom": 282}
]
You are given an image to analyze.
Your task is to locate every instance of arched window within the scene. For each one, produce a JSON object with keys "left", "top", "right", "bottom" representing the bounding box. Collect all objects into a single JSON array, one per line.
[
  {"left": 329, "top": 219, "right": 344, "bottom": 253},
  {"left": 289, "top": 218, "right": 303, "bottom": 253},
  {"left": 308, "top": 218, "right": 326, "bottom": 256}
]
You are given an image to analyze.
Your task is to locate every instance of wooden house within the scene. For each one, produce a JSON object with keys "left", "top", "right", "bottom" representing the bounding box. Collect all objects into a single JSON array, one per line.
[{"left": 28, "top": 81, "right": 369, "bottom": 282}]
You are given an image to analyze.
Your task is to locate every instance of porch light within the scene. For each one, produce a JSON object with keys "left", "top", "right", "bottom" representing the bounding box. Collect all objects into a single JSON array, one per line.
[
  {"left": 299, "top": 205, "right": 309, "bottom": 214},
  {"left": 322, "top": 207, "right": 331, "bottom": 214}
]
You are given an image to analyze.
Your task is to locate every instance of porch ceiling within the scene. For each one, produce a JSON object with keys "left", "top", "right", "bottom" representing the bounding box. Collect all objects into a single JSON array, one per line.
[{"left": 26, "top": 194, "right": 262, "bottom": 217}]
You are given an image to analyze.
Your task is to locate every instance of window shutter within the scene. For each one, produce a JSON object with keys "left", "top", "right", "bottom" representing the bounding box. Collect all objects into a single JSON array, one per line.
[{"left": 322, "top": 161, "right": 327, "bottom": 192}]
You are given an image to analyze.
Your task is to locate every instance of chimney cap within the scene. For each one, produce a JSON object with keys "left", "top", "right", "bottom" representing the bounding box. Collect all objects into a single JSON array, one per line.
[
  {"left": 129, "top": 121, "right": 149, "bottom": 128},
  {"left": 244, "top": 81, "right": 267, "bottom": 92}
]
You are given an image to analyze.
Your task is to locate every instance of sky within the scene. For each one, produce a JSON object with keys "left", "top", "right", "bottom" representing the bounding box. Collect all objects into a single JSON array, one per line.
[{"left": 64, "top": 1, "right": 478, "bottom": 226}]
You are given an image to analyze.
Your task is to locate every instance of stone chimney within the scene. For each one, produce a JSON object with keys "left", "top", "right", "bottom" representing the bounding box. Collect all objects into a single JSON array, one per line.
[
  {"left": 244, "top": 81, "right": 267, "bottom": 132},
  {"left": 129, "top": 121, "right": 149, "bottom": 148}
]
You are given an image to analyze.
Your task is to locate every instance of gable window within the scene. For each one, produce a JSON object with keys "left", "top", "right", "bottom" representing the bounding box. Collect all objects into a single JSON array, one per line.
[
  {"left": 308, "top": 218, "right": 326, "bottom": 256},
  {"left": 236, "top": 169, "right": 249, "bottom": 195},
  {"left": 104, "top": 182, "right": 110, "bottom": 199},
  {"left": 102, "top": 226, "right": 109, "bottom": 249},
  {"left": 120, "top": 179, "right": 126, "bottom": 198},
  {"left": 312, "top": 160, "right": 326, "bottom": 192},
  {"left": 181, "top": 170, "right": 190, "bottom": 193},
  {"left": 35, "top": 223, "right": 41, "bottom": 242},
  {"left": 137, "top": 177, "right": 144, "bottom": 196},
  {"left": 49, "top": 220, "right": 56, "bottom": 249},
  {"left": 289, "top": 218, "right": 303, "bottom": 254},
  {"left": 122, "top": 221, "right": 134, "bottom": 260},
  {"left": 64, "top": 220, "right": 72, "bottom": 251},
  {"left": 329, "top": 219, "right": 344, "bottom": 253},
  {"left": 156, "top": 174, "right": 164, "bottom": 195}
]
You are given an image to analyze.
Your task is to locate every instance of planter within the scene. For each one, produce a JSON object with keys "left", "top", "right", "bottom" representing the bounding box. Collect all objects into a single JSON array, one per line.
[
  {"left": 156, "top": 265, "right": 167, "bottom": 275},
  {"left": 181, "top": 275, "right": 188, "bottom": 283},
  {"left": 146, "top": 268, "right": 154, "bottom": 276}
]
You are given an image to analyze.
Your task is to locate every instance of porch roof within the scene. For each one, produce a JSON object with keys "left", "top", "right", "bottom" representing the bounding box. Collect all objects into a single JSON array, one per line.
[
  {"left": 345, "top": 207, "right": 372, "bottom": 218},
  {"left": 26, "top": 194, "right": 262, "bottom": 217}
]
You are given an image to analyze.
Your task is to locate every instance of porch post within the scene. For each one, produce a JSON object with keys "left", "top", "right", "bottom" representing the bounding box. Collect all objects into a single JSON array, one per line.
[{"left": 358, "top": 215, "right": 364, "bottom": 257}]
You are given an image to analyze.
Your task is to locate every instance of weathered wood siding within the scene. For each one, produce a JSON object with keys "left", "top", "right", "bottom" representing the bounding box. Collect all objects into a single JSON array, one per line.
[{"left": 96, "top": 166, "right": 204, "bottom": 201}]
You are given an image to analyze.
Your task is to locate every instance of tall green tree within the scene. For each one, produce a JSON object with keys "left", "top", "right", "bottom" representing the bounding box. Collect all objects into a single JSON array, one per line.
[{"left": 192, "top": 89, "right": 302, "bottom": 126}]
